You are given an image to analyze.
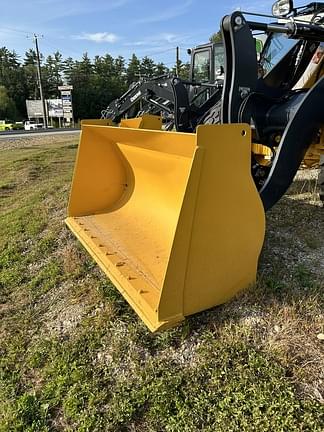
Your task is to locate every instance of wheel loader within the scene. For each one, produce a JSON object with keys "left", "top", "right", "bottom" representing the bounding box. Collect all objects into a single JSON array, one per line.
[{"left": 66, "top": 0, "right": 324, "bottom": 332}]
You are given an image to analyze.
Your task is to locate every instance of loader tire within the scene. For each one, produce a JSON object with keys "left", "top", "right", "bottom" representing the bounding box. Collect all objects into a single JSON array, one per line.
[
  {"left": 319, "top": 155, "right": 324, "bottom": 202},
  {"left": 200, "top": 100, "right": 222, "bottom": 125}
]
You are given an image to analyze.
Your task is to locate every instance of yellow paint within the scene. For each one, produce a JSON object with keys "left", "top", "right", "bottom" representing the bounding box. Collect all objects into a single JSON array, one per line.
[
  {"left": 252, "top": 143, "right": 273, "bottom": 166},
  {"left": 81, "top": 119, "right": 115, "bottom": 127},
  {"left": 66, "top": 123, "right": 265, "bottom": 332},
  {"left": 303, "top": 134, "right": 324, "bottom": 167},
  {"left": 81, "top": 115, "right": 162, "bottom": 130},
  {"left": 120, "top": 115, "right": 162, "bottom": 130}
]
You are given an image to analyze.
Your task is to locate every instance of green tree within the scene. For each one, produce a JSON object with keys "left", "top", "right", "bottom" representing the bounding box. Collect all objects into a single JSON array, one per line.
[
  {"left": 127, "top": 54, "right": 141, "bottom": 85},
  {"left": 172, "top": 60, "right": 190, "bottom": 79},
  {"left": 23, "top": 49, "right": 39, "bottom": 100},
  {"left": 62, "top": 56, "right": 75, "bottom": 84},
  {"left": 140, "top": 56, "right": 155, "bottom": 78},
  {"left": 155, "top": 62, "right": 169, "bottom": 77},
  {"left": 42, "top": 51, "right": 63, "bottom": 98},
  {"left": 92, "top": 54, "right": 119, "bottom": 116},
  {"left": 0, "top": 45, "right": 177, "bottom": 121},
  {"left": 210, "top": 30, "right": 222, "bottom": 43},
  {"left": 66, "top": 53, "right": 94, "bottom": 119},
  {"left": 0, "top": 85, "right": 17, "bottom": 119},
  {"left": 113, "top": 56, "right": 127, "bottom": 95},
  {"left": 0, "top": 47, "right": 26, "bottom": 118}
]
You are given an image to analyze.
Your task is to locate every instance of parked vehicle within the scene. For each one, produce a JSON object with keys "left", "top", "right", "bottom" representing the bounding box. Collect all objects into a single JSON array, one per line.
[
  {"left": 24, "top": 121, "right": 44, "bottom": 131},
  {"left": 0, "top": 120, "right": 25, "bottom": 131},
  {"left": 12, "top": 122, "right": 24, "bottom": 130},
  {"left": 0, "top": 120, "right": 14, "bottom": 131}
]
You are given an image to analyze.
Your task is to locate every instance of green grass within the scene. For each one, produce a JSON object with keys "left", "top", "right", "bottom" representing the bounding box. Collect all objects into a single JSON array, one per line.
[{"left": 0, "top": 136, "right": 323, "bottom": 431}]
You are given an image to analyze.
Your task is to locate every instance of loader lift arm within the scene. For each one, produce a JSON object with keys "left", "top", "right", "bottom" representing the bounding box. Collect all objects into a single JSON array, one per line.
[
  {"left": 101, "top": 75, "right": 223, "bottom": 132},
  {"left": 212, "top": 10, "right": 324, "bottom": 210},
  {"left": 101, "top": 6, "right": 324, "bottom": 210},
  {"left": 101, "top": 75, "right": 196, "bottom": 131},
  {"left": 102, "top": 76, "right": 174, "bottom": 123}
]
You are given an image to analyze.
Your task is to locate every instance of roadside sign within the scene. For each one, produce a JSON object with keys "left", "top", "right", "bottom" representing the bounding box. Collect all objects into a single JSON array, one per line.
[
  {"left": 26, "top": 99, "right": 66, "bottom": 118},
  {"left": 47, "top": 99, "right": 64, "bottom": 117},
  {"left": 58, "top": 85, "right": 74, "bottom": 125},
  {"left": 26, "top": 100, "right": 43, "bottom": 118},
  {"left": 58, "top": 85, "right": 73, "bottom": 91}
]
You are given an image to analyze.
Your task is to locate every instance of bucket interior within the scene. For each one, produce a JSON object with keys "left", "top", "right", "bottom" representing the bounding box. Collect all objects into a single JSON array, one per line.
[{"left": 67, "top": 125, "right": 196, "bottom": 319}]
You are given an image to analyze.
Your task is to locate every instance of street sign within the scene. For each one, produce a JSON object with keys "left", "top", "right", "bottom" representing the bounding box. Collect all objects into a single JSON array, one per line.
[
  {"left": 58, "top": 85, "right": 74, "bottom": 125},
  {"left": 58, "top": 85, "right": 73, "bottom": 91}
]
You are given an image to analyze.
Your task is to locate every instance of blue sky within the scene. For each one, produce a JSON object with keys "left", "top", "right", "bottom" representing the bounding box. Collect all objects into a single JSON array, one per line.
[{"left": 0, "top": 0, "right": 307, "bottom": 66}]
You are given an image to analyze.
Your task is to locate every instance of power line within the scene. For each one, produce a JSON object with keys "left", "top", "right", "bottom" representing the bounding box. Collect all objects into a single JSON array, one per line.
[
  {"left": 41, "top": 40, "right": 84, "bottom": 59},
  {"left": 0, "top": 26, "right": 32, "bottom": 35},
  {"left": 27, "top": 34, "right": 48, "bottom": 128},
  {"left": 137, "top": 47, "right": 176, "bottom": 58}
]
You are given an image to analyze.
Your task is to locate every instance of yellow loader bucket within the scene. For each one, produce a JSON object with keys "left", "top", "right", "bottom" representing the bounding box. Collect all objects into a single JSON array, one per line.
[
  {"left": 81, "top": 114, "right": 162, "bottom": 130},
  {"left": 66, "top": 124, "right": 265, "bottom": 332}
]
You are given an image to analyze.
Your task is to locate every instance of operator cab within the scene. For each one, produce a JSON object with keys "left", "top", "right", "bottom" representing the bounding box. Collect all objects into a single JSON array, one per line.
[
  {"left": 187, "top": 42, "right": 224, "bottom": 107},
  {"left": 189, "top": 42, "right": 224, "bottom": 83}
]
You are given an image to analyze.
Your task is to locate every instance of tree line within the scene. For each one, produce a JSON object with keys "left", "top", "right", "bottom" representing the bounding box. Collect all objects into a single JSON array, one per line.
[{"left": 0, "top": 47, "right": 189, "bottom": 121}]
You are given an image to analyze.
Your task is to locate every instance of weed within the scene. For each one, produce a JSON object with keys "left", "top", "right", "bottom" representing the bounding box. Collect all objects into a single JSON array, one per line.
[{"left": 0, "top": 137, "right": 323, "bottom": 431}]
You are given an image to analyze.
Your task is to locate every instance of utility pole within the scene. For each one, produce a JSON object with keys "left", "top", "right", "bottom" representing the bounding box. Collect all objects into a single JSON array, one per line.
[
  {"left": 33, "top": 34, "right": 47, "bottom": 128},
  {"left": 176, "top": 46, "right": 180, "bottom": 77}
]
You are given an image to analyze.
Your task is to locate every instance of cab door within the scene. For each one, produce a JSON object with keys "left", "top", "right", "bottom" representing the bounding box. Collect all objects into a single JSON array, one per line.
[
  {"left": 189, "top": 45, "right": 213, "bottom": 107},
  {"left": 191, "top": 46, "right": 213, "bottom": 82}
]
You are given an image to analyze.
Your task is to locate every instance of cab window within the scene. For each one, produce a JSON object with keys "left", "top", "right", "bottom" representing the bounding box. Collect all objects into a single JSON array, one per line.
[
  {"left": 214, "top": 45, "right": 224, "bottom": 79},
  {"left": 260, "top": 33, "right": 298, "bottom": 75},
  {"left": 193, "top": 50, "right": 210, "bottom": 82}
]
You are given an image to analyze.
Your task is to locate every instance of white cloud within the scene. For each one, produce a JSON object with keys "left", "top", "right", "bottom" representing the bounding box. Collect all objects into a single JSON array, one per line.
[
  {"left": 73, "top": 32, "right": 119, "bottom": 43},
  {"left": 121, "top": 30, "right": 206, "bottom": 60},
  {"left": 135, "top": 0, "right": 193, "bottom": 24},
  {"left": 160, "top": 33, "right": 179, "bottom": 43},
  {"left": 124, "top": 32, "right": 189, "bottom": 48}
]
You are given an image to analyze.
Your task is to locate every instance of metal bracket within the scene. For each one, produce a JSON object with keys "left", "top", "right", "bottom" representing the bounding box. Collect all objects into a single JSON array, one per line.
[
  {"left": 260, "top": 75, "right": 324, "bottom": 210},
  {"left": 220, "top": 12, "right": 258, "bottom": 123}
]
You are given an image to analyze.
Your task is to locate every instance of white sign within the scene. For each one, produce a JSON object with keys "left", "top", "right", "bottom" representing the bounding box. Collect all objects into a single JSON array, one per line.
[
  {"left": 26, "top": 100, "right": 43, "bottom": 118},
  {"left": 47, "top": 99, "right": 64, "bottom": 117},
  {"left": 58, "top": 85, "right": 73, "bottom": 91},
  {"left": 58, "top": 85, "right": 74, "bottom": 122},
  {"left": 26, "top": 99, "right": 65, "bottom": 118}
]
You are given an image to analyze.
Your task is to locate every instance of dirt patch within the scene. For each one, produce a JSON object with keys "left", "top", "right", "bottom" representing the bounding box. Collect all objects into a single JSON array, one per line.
[
  {"left": 0, "top": 134, "right": 79, "bottom": 151},
  {"left": 262, "top": 168, "right": 324, "bottom": 281}
]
